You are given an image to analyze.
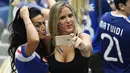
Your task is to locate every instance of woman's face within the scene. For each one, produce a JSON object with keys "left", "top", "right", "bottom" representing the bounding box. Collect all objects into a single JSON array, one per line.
[
  {"left": 58, "top": 6, "right": 75, "bottom": 35},
  {"left": 31, "top": 14, "right": 46, "bottom": 39}
]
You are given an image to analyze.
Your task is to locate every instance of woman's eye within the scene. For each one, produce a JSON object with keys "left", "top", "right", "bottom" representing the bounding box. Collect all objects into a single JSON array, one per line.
[
  {"left": 35, "top": 25, "right": 40, "bottom": 27},
  {"left": 35, "top": 22, "right": 41, "bottom": 27},
  {"left": 43, "top": 21, "right": 46, "bottom": 25},
  {"left": 68, "top": 14, "right": 73, "bottom": 18},
  {"left": 60, "top": 16, "right": 66, "bottom": 20}
]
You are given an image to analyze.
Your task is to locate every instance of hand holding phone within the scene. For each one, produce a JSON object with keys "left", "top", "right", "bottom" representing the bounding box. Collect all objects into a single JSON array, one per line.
[{"left": 70, "top": 33, "right": 86, "bottom": 50}]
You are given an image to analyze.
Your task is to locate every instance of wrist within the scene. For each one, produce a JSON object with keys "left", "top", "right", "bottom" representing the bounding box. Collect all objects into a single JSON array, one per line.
[
  {"left": 23, "top": 17, "right": 30, "bottom": 21},
  {"left": 78, "top": 43, "right": 92, "bottom": 52},
  {"left": 23, "top": 18, "right": 33, "bottom": 26},
  {"left": 25, "top": 23, "right": 32, "bottom": 26},
  {"left": 77, "top": 42, "right": 86, "bottom": 50}
]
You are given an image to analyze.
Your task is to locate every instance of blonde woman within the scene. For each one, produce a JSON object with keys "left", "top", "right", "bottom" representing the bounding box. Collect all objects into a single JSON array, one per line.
[{"left": 47, "top": 1, "right": 92, "bottom": 73}]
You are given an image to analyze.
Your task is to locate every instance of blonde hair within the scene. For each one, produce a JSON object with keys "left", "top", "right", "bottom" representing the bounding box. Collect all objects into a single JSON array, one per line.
[
  {"left": 70, "top": 0, "right": 89, "bottom": 26},
  {"left": 48, "top": 1, "right": 81, "bottom": 45}
]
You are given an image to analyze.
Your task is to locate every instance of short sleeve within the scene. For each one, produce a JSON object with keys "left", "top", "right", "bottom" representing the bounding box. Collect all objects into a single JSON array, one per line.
[{"left": 15, "top": 45, "right": 36, "bottom": 62}]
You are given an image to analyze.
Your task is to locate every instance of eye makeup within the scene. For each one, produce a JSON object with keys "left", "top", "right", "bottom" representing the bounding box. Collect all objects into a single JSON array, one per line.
[
  {"left": 59, "top": 13, "right": 74, "bottom": 20},
  {"left": 34, "top": 21, "right": 46, "bottom": 27}
]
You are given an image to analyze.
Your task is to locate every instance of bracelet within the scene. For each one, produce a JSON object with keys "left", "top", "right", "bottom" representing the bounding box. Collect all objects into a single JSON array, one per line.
[{"left": 25, "top": 23, "right": 32, "bottom": 26}]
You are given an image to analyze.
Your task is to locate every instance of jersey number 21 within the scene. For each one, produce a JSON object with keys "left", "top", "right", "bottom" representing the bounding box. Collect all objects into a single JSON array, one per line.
[{"left": 101, "top": 33, "right": 124, "bottom": 63}]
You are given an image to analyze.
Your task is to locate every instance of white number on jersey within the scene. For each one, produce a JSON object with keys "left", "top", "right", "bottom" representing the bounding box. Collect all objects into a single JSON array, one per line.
[{"left": 101, "top": 33, "right": 123, "bottom": 63}]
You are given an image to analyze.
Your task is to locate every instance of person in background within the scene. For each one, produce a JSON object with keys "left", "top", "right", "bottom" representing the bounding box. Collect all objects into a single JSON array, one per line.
[
  {"left": 47, "top": 1, "right": 92, "bottom": 73},
  {"left": 11, "top": 0, "right": 56, "bottom": 36},
  {"left": 107, "top": 0, "right": 116, "bottom": 10},
  {"left": 69, "top": 0, "right": 104, "bottom": 73},
  {"left": 99, "top": 0, "right": 112, "bottom": 17},
  {"left": 99, "top": 0, "right": 130, "bottom": 73},
  {"left": 8, "top": 6, "right": 49, "bottom": 73},
  {"left": 36, "top": 0, "right": 56, "bottom": 9},
  {"left": 12, "top": 0, "right": 56, "bottom": 20}
]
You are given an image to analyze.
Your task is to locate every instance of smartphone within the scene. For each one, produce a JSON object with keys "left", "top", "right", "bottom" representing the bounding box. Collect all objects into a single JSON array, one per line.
[{"left": 55, "top": 35, "right": 73, "bottom": 46}]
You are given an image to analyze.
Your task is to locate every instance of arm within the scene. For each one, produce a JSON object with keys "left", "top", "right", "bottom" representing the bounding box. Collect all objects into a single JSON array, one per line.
[
  {"left": 78, "top": 33, "right": 92, "bottom": 57},
  {"left": 47, "top": 0, "right": 56, "bottom": 8},
  {"left": 41, "top": 8, "right": 50, "bottom": 20},
  {"left": 71, "top": 33, "right": 92, "bottom": 57},
  {"left": 41, "top": 0, "right": 56, "bottom": 20},
  {"left": 20, "top": 6, "right": 39, "bottom": 56}
]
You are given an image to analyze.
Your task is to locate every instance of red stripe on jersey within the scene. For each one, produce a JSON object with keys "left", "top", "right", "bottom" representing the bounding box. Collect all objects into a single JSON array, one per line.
[
  {"left": 42, "top": 56, "right": 48, "bottom": 62},
  {"left": 17, "top": 49, "right": 22, "bottom": 54}
]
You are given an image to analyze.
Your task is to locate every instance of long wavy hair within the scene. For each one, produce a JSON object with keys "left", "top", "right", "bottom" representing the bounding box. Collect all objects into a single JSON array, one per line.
[{"left": 8, "top": 7, "right": 49, "bottom": 73}]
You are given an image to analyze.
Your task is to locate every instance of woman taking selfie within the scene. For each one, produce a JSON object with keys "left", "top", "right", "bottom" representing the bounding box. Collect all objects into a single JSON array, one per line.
[{"left": 47, "top": 1, "right": 92, "bottom": 73}]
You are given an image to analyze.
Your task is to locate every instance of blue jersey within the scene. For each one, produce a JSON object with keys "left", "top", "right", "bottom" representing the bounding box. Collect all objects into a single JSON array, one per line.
[
  {"left": 99, "top": 0, "right": 112, "bottom": 17},
  {"left": 99, "top": 12, "right": 130, "bottom": 73},
  {"left": 15, "top": 45, "right": 48, "bottom": 73},
  {"left": 82, "top": 0, "right": 100, "bottom": 53}
]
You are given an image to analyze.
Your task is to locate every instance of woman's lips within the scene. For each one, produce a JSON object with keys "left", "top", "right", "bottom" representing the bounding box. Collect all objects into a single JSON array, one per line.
[{"left": 42, "top": 32, "right": 46, "bottom": 35}]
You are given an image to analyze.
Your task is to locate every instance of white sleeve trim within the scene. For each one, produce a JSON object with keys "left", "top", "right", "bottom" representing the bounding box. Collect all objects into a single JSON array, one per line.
[{"left": 15, "top": 46, "right": 37, "bottom": 62}]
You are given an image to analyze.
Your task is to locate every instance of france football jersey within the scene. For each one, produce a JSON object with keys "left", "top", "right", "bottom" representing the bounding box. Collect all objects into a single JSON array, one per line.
[
  {"left": 15, "top": 45, "right": 48, "bottom": 73},
  {"left": 99, "top": 12, "right": 130, "bottom": 73}
]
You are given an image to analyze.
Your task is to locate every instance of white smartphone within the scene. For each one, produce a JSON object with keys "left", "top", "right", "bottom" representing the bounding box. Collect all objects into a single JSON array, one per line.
[{"left": 55, "top": 35, "right": 73, "bottom": 46}]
